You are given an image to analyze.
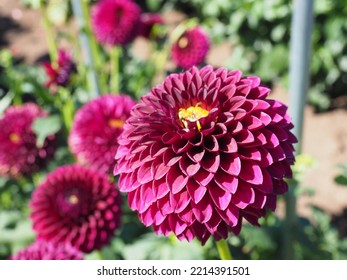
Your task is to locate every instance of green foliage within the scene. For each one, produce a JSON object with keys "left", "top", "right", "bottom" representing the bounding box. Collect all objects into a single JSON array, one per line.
[
  {"left": 32, "top": 115, "right": 62, "bottom": 147},
  {"left": 334, "top": 164, "right": 347, "bottom": 186}
]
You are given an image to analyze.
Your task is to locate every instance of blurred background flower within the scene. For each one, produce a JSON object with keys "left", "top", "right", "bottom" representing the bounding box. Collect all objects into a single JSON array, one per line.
[{"left": 30, "top": 164, "right": 122, "bottom": 253}]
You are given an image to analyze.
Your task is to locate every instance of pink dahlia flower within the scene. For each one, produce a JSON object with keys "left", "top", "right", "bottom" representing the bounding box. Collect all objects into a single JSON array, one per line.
[
  {"left": 91, "top": 0, "right": 141, "bottom": 46},
  {"left": 171, "top": 27, "right": 210, "bottom": 69},
  {"left": 42, "top": 49, "right": 76, "bottom": 92},
  {"left": 69, "top": 94, "right": 136, "bottom": 174},
  {"left": 0, "top": 103, "right": 55, "bottom": 177},
  {"left": 138, "top": 13, "right": 164, "bottom": 39},
  {"left": 114, "top": 66, "right": 297, "bottom": 244},
  {"left": 30, "top": 164, "right": 122, "bottom": 253},
  {"left": 10, "top": 241, "right": 83, "bottom": 260}
]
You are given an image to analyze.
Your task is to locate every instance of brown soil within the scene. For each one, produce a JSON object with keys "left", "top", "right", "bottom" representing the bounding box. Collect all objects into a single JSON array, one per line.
[{"left": 1, "top": 0, "right": 347, "bottom": 217}]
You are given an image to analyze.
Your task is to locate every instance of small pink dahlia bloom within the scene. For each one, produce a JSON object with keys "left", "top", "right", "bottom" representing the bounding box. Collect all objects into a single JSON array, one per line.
[
  {"left": 69, "top": 94, "right": 136, "bottom": 174},
  {"left": 171, "top": 27, "right": 210, "bottom": 69},
  {"left": 138, "top": 13, "right": 164, "bottom": 39},
  {"left": 30, "top": 164, "right": 122, "bottom": 253},
  {"left": 91, "top": 0, "right": 141, "bottom": 46},
  {"left": 114, "top": 66, "right": 297, "bottom": 244},
  {"left": 42, "top": 49, "right": 76, "bottom": 92},
  {"left": 10, "top": 241, "right": 83, "bottom": 260},
  {"left": 0, "top": 103, "right": 55, "bottom": 177}
]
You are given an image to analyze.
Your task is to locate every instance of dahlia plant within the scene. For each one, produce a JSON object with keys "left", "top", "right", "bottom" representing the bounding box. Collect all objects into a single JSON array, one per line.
[{"left": 114, "top": 66, "right": 296, "bottom": 257}]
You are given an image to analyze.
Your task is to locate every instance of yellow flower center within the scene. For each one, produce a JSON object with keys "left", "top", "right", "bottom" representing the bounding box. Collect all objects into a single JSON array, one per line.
[
  {"left": 68, "top": 194, "right": 79, "bottom": 205},
  {"left": 178, "top": 104, "right": 209, "bottom": 131},
  {"left": 9, "top": 132, "right": 20, "bottom": 144},
  {"left": 178, "top": 36, "right": 189, "bottom": 48},
  {"left": 108, "top": 118, "right": 124, "bottom": 129}
]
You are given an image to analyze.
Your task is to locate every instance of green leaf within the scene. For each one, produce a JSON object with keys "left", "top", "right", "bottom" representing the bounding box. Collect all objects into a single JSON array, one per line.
[
  {"left": 32, "top": 115, "right": 62, "bottom": 147},
  {"left": 334, "top": 164, "right": 347, "bottom": 186}
]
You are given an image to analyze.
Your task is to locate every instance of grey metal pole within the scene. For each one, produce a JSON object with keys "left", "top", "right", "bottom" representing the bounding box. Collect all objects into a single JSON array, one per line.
[
  {"left": 283, "top": 0, "right": 314, "bottom": 259},
  {"left": 71, "top": 0, "right": 100, "bottom": 98}
]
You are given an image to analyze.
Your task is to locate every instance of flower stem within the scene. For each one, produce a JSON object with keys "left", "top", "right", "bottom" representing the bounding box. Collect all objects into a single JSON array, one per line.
[
  {"left": 110, "top": 46, "right": 121, "bottom": 93},
  {"left": 40, "top": 3, "right": 58, "bottom": 63},
  {"left": 216, "top": 239, "right": 232, "bottom": 260},
  {"left": 71, "top": 0, "right": 100, "bottom": 98}
]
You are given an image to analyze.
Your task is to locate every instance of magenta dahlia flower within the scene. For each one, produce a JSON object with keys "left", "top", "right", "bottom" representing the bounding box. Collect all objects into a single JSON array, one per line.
[
  {"left": 42, "top": 49, "right": 76, "bottom": 92},
  {"left": 10, "top": 241, "right": 83, "bottom": 260},
  {"left": 138, "top": 13, "right": 164, "bottom": 39},
  {"left": 0, "top": 103, "right": 55, "bottom": 177},
  {"left": 114, "top": 66, "right": 297, "bottom": 244},
  {"left": 171, "top": 27, "right": 210, "bottom": 69},
  {"left": 91, "top": 0, "right": 141, "bottom": 46},
  {"left": 69, "top": 94, "right": 136, "bottom": 174},
  {"left": 30, "top": 164, "right": 122, "bottom": 253}
]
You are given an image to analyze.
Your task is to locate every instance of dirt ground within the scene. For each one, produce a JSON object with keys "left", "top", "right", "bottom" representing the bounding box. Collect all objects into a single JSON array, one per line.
[{"left": 1, "top": 0, "right": 347, "bottom": 218}]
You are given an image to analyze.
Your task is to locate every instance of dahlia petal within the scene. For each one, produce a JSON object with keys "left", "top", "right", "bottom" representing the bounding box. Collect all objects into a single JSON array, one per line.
[
  {"left": 128, "top": 189, "right": 140, "bottom": 210},
  {"left": 162, "top": 131, "right": 181, "bottom": 144},
  {"left": 179, "top": 156, "right": 200, "bottom": 176},
  {"left": 220, "top": 153, "right": 241, "bottom": 175},
  {"left": 152, "top": 157, "right": 170, "bottom": 180},
  {"left": 178, "top": 206, "right": 195, "bottom": 224},
  {"left": 235, "top": 83, "right": 251, "bottom": 97},
  {"left": 138, "top": 184, "right": 156, "bottom": 213},
  {"left": 267, "top": 162, "right": 285, "bottom": 179},
  {"left": 201, "top": 152, "right": 220, "bottom": 173},
  {"left": 273, "top": 179, "right": 288, "bottom": 194},
  {"left": 140, "top": 207, "right": 154, "bottom": 226},
  {"left": 268, "top": 145, "right": 286, "bottom": 162},
  {"left": 157, "top": 195, "right": 174, "bottom": 215},
  {"left": 187, "top": 178, "right": 207, "bottom": 204},
  {"left": 218, "top": 135, "right": 238, "bottom": 153},
  {"left": 191, "top": 195, "right": 213, "bottom": 223},
  {"left": 235, "top": 129, "right": 254, "bottom": 145},
  {"left": 252, "top": 168, "right": 273, "bottom": 193},
  {"left": 231, "top": 181, "right": 255, "bottom": 209},
  {"left": 174, "top": 190, "right": 191, "bottom": 213},
  {"left": 172, "top": 138, "right": 192, "bottom": 153},
  {"left": 152, "top": 206, "right": 166, "bottom": 225},
  {"left": 262, "top": 128, "right": 280, "bottom": 148},
  {"left": 264, "top": 194, "right": 277, "bottom": 211},
  {"left": 137, "top": 161, "right": 153, "bottom": 184},
  {"left": 166, "top": 164, "right": 188, "bottom": 194},
  {"left": 239, "top": 160, "right": 263, "bottom": 185},
  {"left": 153, "top": 178, "right": 170, "bottom": 199},
  {"left": 215, "top": 204, "right": 239, "bottom": 227},
  {"left": 168, "top": 215, "right": 187, "bottom": 235},
  {"left": 203, "top": 135, "right": 219, "bottom": 152},
  {"left": 187, "top": 146, "right": 205, "bottom": 163},
  {"left": 258, "top": 147, "right": 274, "bottom": 167},
  {"left": 163, "top": 148, "right": 181, "bottom": 166},
  {"left": 238, "top": 147, "right": 261, "bottom": 161},
  {"left": 252, "top": 130, "right": 267, "bottom": 145},
  {"left": 243, "top": 115, "right": 263, "bottom": 130},
  {"left": 250, "top": 189, "right": 267, "bottom": 209},
  {"left": 193, "top": 168, "right": 214, "bottom": 186},
  {"left": 214, "top": 170, "right": 238, "bottom": 193},
  {"left": 209, "top": 182, "right": 232, "bottom": 210},
  {"left": 205, "top": 210, "right": 222, "bottom": 233}
]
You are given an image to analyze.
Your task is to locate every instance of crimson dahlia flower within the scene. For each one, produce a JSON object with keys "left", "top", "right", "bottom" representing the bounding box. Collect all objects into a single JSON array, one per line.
[
  {"left": 114, "top": 66, "right": 297, "bottom": 244},
  {"left": 30, "top": 164, "right": 122, "bottom": 253},
  {"left": 171, "top": 27, "right": 210, "bottom": 69},
  {"left": 10, "top": 241, "right": 83, "bottom": 260},
  {"left": 0, "top": 103, "right": 55, "bottom": 177},
  {"left": 42, "top": 49, "right": 76, "bottom": 92},
  {"left": 91, "top": 0, "right": 141, "bottom": 46},
  {"left": 69, "top": 94, "right": 136, "bottom": 174}
]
